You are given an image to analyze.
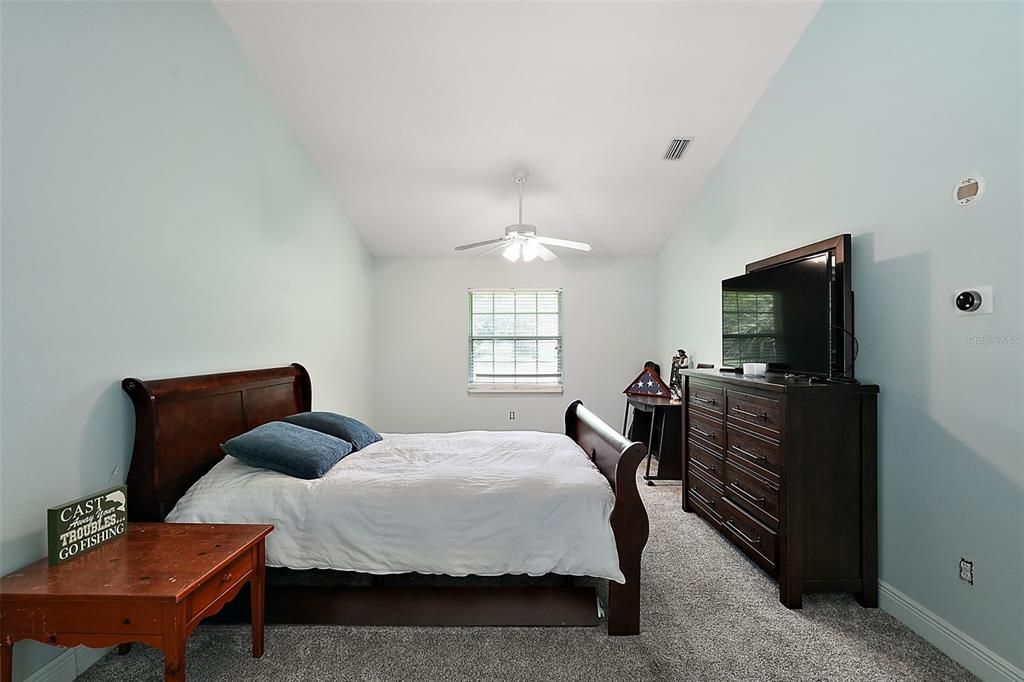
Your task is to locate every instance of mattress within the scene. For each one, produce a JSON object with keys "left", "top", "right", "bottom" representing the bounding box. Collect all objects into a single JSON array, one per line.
[{"left": 165, "top": 430, "right": 624, "bottom": 583}]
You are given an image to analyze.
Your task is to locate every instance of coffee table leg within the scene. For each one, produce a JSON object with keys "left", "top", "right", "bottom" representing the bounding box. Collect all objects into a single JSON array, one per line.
[
  {"left": 161, "top": 603, "right": 187, "bottom": 681},
  {"left": 163, "top": 634, "right": 186, "bottom": 681},
  {"left": 1, "top": 641, "right": 12, "bottom": 682},
  {"left": 251, "top": 541, "right": 266, "bottom": 658}
]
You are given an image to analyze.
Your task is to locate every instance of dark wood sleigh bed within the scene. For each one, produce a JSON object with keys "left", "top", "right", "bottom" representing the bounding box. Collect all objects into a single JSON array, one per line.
[{"left": 122, "top": 363, "right": 650, "bottom": 635}]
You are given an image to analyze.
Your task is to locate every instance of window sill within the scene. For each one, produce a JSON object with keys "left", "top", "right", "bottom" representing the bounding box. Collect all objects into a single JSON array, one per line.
[{"left": 467, "top": 384, "right": 564, "bottom": 395}]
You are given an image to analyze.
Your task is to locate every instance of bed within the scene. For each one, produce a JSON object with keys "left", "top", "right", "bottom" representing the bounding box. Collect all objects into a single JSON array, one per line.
[{"left": 122, "top": 364, "right": 650, "bottom": 635}]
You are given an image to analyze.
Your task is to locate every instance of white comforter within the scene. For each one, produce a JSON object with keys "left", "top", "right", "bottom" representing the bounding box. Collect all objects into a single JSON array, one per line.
[{"left": 165, "top": 431, "right": 624, "bottom": 583}]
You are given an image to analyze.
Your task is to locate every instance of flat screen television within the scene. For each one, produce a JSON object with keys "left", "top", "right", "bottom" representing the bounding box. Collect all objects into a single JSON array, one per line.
[{"left": 722, "top": 252, "right": 842, "bottom": 378}]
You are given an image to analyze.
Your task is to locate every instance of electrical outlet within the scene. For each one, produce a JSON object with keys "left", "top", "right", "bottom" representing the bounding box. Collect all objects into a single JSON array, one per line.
[
  {"left": 508, "top": 410, "right": 516, "bottom": 421},
  {"left": 959, "top": 557, "right": 974, "bottom": 585}
]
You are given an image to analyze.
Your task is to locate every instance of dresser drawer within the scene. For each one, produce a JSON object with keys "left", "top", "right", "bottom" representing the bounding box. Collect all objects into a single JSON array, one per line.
[
  {"left": 687, "top": 440, "right": 724, "bottom": 484},
  {"left": 719, "top": 497, "right": 777, "bottom": 574},
  {"left": 727, "top": 390, "right": 783, "bottom": 436},
  {"left": 687, "top": 469, "right": 724, "bottom": 512},
  {"left": 727, "top": 425, "right": 781, "bottom": 482},
  {"left": 688, "top": 410, "right": 724, "bottom": 452},
  {"left": 688, "top": 382, "right": 724, "bottom": 415},
  {"left": 186, "top": 551, "right": 252, "bottom": 621},
  {"left": 686, "top": 471, "right": 723, "bottom": 530},
  {"left": 724, "top": 459, "right": 780, "bottom": 528}
]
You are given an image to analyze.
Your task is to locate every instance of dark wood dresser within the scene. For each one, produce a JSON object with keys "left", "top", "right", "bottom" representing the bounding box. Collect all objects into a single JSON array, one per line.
[{"left": 681, "top": 369, "right": 878, "bottom": 609}]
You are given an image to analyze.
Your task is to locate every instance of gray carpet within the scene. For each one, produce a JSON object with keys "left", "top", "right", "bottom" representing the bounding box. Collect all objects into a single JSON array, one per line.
[{"left": 80, "top": 471, "right": 973, "bottom": 681}]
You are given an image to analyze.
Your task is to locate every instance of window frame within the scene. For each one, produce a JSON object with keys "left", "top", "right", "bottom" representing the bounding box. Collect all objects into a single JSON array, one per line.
[{"left": 467, "top": 288, "right": 564, "bottom": 395}]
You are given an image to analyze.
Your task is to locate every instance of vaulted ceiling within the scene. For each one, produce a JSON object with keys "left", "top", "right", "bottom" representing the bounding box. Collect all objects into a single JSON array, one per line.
[{"left": 215, "top": 1, "right": 819, "bottom": 257}]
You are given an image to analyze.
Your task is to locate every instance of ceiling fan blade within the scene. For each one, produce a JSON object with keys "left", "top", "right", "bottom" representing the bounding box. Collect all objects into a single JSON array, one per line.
[
  {"left": 475, "top": 241, "right": 512, "bottom": 258},
  {"left": 534, "top": 236, "right": 592, "bottom": 252},
  {"left": 535, "top": 243, "right": 558, "bottom": 261},
  {"left": 454, "top": 237, "right": 507, "bottom": 251}
]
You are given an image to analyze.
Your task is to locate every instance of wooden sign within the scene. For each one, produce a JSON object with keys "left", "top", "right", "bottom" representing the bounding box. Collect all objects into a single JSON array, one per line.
[{"left": 47, "top": 485, "right": 127, "bottom": 565}]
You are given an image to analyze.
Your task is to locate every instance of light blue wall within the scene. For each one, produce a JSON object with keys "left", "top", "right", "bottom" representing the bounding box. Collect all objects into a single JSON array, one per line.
[
  {"left": 1, "top": 2, "right": 373, "bottom": 678},
  {"left": 657, "top": 0, "right": 1023, "bottom": 675}
]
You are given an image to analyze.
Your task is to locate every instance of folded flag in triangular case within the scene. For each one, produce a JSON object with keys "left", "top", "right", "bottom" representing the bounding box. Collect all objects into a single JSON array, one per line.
[{"left": 623, "top": 368, "right": 671, "bottom": 398}]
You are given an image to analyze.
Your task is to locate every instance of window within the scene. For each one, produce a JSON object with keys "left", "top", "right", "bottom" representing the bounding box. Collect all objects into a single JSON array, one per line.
[
  {"left": 468, "top": 289, "right": 563, "bottom": 393},
  {"left": 722, "top": 290, "right": 783, "bottom": 366}
]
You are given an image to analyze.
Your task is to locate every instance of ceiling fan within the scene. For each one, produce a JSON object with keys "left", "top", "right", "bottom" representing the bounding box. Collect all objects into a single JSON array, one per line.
[{"left": 454, "top": 169, "right": 592, "bottom": 262}]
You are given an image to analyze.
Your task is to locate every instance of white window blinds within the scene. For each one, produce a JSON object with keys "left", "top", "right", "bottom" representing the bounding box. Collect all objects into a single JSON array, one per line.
[{"left": 468, "top": 289, "right": 563, "bottom": 392}]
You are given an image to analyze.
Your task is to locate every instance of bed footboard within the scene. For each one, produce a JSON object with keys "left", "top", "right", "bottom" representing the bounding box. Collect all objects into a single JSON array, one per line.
[{"left": 565, "top": 400, "right": 650, "bottom": 635}]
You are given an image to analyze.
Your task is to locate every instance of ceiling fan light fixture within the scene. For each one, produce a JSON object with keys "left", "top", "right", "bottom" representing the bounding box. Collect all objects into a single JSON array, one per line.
[
  {"left": 521, "top": 239, "right": 540, "bottom": 262},
  {"left": 502, "top": 241, "right": 522, "bottom": 262}
]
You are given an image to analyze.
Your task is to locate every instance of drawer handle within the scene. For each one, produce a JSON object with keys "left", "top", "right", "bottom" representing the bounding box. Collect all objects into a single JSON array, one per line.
[
  {"left": 725, "top": 520, "right": 761, "bottom": 546},
  {"left": 692, "top": 396, "right": 717, "bottom": 406},
  {"left": 733, "top": 445, "right": 768, "bottom": 463},
  {"left": 690, "top": 458, "right": 714, "bottom": 473},
  {"left": 689, "top": 488, "right": 715, "bottom": 508},
  {"left": 730, "top": 481, "right": 765, "bottom": 506},
  {"left": 734, "top": 406, "right": 769, "bottom": 421},
  {"left": 221, "top": 572, "right": 233, "bottom": 583},
  {"left": 691, "top": 428, "right": 716, "bottom": 440}
]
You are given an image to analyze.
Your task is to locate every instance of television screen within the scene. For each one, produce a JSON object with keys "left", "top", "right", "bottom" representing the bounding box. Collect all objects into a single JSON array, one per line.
[{"left": 722, "top": 253, "right": 832, "bottom": 376}]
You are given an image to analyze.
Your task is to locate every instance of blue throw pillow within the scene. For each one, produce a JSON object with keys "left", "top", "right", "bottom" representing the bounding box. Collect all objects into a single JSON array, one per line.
[
  {"left": 283, "top": 411, "right": 383, "bottom": 451},
  {"left": 222, "top": 421, "right": 352, "bottom": 479}
]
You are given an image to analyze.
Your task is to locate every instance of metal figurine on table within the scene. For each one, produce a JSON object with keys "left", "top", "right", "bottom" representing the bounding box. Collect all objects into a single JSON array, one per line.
[{"left": 669, "top": 349, "right": 689, "bottom": 400}]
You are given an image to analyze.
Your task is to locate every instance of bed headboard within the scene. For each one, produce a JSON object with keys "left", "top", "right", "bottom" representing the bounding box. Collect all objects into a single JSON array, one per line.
[{"left": 122, "top": 363, "right": 311, "bottom": 521}]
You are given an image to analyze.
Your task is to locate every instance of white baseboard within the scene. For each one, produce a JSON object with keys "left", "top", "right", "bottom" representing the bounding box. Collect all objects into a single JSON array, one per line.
[
  {"left": 23, "top": 646, "right": 111, "bottom": 682},
  {"left": 879, "top": 580, "right": 1023, "bottom": 682}
]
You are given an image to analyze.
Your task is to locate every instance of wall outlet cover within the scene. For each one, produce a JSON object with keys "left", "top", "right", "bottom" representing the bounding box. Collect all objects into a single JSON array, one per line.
[{"left": 959, "top": 558, "right": 974, "bottom": 585}]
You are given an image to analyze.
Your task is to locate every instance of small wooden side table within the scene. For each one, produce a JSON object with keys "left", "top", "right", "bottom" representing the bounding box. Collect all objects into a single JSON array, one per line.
[
  {"left": 0, "top": 523, "right": 272, "bottom": 681},
  {"left": 623, "top": 394, "right": 683, "bottom": 484}
]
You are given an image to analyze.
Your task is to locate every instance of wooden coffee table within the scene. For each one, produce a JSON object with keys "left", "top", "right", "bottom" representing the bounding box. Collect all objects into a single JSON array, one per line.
[{"left": 0, "top": 523, "right": 272, "bottom": 681}]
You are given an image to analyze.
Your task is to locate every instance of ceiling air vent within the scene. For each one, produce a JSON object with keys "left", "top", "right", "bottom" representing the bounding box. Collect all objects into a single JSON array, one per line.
[{"left": 663, "top": 137, "right": 693, "bottom": 161}]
